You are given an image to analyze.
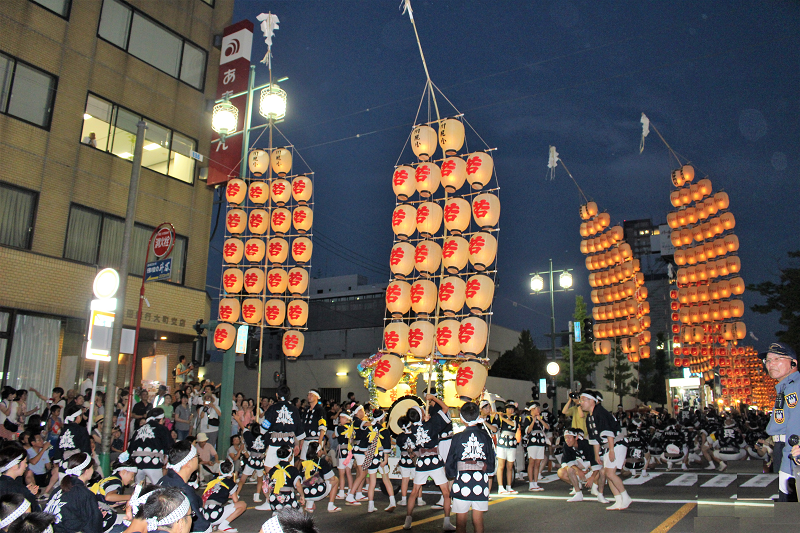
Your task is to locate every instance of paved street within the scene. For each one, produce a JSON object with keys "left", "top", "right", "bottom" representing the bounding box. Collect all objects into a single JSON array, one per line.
[{"left": 210, "top": 460, "right": 800, "bottom": 533}]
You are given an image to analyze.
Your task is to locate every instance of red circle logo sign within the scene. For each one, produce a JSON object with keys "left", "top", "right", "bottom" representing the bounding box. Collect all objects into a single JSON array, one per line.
[{"left": 152, "top": 225, "right": 175, "bottom": 259}]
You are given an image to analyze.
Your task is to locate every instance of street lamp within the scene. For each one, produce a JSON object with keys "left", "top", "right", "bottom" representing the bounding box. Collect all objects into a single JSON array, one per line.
[
  {"left": 530, "top": 258, "right": 574, "bottom": 383},
  {"left": 530, "top": 274, "right": 544, "bottom": 293},
  {"left": 211, "top": 101, "right": 239, "bottom": 136}
]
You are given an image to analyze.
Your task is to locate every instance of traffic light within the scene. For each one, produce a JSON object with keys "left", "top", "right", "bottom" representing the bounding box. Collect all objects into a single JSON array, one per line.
[
  {"left": 192, "top": 319, "right": 208, "bottom": 366},
  {"left": 244, "top": 329, "right": 262, "bottom": 370},
  {"left": 547, "top": 384, "right": 556, "bottom": 399},
  {"left": 531, "top": 383, "right": 540, "bottom": 400},
  {"left": 583, "top": 318, "right": 594, "bottom": 343}
]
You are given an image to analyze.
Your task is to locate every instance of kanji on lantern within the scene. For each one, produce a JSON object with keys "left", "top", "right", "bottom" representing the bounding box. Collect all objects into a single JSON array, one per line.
[
  {"left": 283, "top": 330, "right": 304, "bottom": 358},
  {"left": 393, "top": 165, "right": 416, "bottom": 200},
  {"left": 248, "top": 182, "right": 268, "bottom": 204},
  {"left": 287, "top": 267, "right": 309, "bottom": 295},
  {"left": 226, "top": 179, "right": 246, "bottom": 204},
  {"left": 266, "top": 268, "right": 288, "bottom": 294},
  {"left": 226, "top": 209, "right": 246, "bottom": 233},
  {"left": 223, "top": 239, "right": 244, "bottom": 264},
  {"left": 222, "top": 269, "right": 243, "bottom": 293},
  {"left": 244, "top": 239, "right": 265, "bottom": 262},
  {"left": 384, "top": 322, "right": 410, "bottom": 355}
]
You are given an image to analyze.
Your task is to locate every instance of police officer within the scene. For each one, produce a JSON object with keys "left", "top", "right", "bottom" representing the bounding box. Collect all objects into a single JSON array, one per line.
[{"left": 761, "top": 342, "right": 800, "bottom": 501}]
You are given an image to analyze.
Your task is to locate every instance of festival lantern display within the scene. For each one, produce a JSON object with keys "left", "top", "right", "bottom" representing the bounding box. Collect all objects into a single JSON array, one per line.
[
  {"left": 291, "top": 237, "right": 313, "bottom": 264},
  {"left": 248, "top": 181, "right": 268, "bottom": 204},
  {"left": 218, "top": 298, "right": 241, "bottom": 323},
  {"left": 414, "top": 240, "right": 442, "bottom": 277},
  {"left": 438, "top": 276, "right": 466, "bottom": 316},
  {"left": 468, "top": 232, "right": 497, "bottom": 271},
  {"left": 439, "top": 117, "right": 465, "bottom": 156},
  {"left": 287, "top": 267, "right": 309, "bottom": 295},
  {"left": 271, "top": 179, "right": 292, "bottom": 206},
  {"left": 392, "top": 204, "right": 417, "bottom": 240},
  {"left": 408, "top": 320, "right": 435, "bottom": 357},
  {"left": 384, "top": 322, "right": 410, "bottom": 355},
  {"left": 225, "top": 179, "right": 247, "bottom": 204},
  {"left": 287, "top": 300, "right": 309, "bottom": 327},
  {"left": 415, "top": 162, "right": 441, "bottom": 198},
  {"left": 271, "top": 208, "right": 292, "bottom": 236},
  {"left": 213, "top": 323, "right": 236, "bottom": 350},
  {"left": 266, "top": 237, "right": 289, "bottom": 264},
  {"left": 390, "top": 242, "right": 417, "bottom": 279},
  {"left": 459, "top": 316, "right": 488, "bottom": 356},
  {"left": 443, "top": 198, "right": 471, "bottom": 235},
  {"left": 410, "top": 279, "right": 438, "bottom": 317},
  {"left": 440, "top": 157, "right": 467, "bottom": 192},
  {"left": 282, "top": 330, "right": 304, "bottom": 359},
  {"left": 292, "top": 206, "right": 313, "bottom": 234},
  {"left": 291, "top": 175, "right": 313, "bottom": 204},
  {"left": 244, "top": 238, "right": 266, "bottom": 262},
  {"left": 465, "top": 152, "right": 494, "bottom": 190},
  {"left": 223, "top": 238, "right": 244, "bottom": 264},
  {"left": 465, "top": 274, "right": 494, "bottom": 314},
  {"left": 472, "top": 193, "right": 500, "bottom": 230},
  {"left": 386, "top": 281, "right": 412, "bottom": 318},
  {"left": 243, "top": 268, "right": 265, "bottom": 294},
  {"left": 393, "top": 165, "right": 417, "bottom": 201},
  {"left": 241, "top": 298, "right": 263, "bottom": 324},
  {"left": 455, "top": 360, "right": 488, "bottom": 401},
  {"left": 270, "top": 147, "right": 292, "bottom": 177},
  {"left": 248, "top": 149, "right": 269, "bottom": 176},
  {"left": 436, "top": 319, "right": 462, "bottom": 356},
  {"left": 410, "top": 124, "right": 437, "bottom": 161},
  {"left": 266, "top": 268, "right": 288, "bottom": 294},
  {"left": 264, "top": 299, "right": 286, "bottom": 327},
  {"left": 226, "top": 209, "right": 247, "bottom": 234},
  {"left": 373, "top": 352, "right": 405, "bottom": 392},
  {"left": 442, "top": 236, "right": 469, "bottom": 273},
  {"left": 416, "top": 202, "right": 443, "bottom": 238},
  {"left": 222, "top": 269, "right": 243, "bottom": 293}
]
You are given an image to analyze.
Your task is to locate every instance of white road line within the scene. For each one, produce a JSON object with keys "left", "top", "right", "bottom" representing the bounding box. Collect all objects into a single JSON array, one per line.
[
  {"left": 624, "top": 473, "right": 664, "bottom": 485},
  {"left": 740, "top": 474, "right": 777, "bottom": 488},
  {"left": 486, "top": 494, "right": 772, "bottom": 507},
  {"left": 666, "top": 474, "right": 697, "bottom": 487},
  {"left": 700, "top": 474, "right": 737, "bottom": 488}
]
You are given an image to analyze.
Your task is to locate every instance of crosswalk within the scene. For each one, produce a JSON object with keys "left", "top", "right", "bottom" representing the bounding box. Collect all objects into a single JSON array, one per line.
[{"left": 619, "top": 472, "right": 777, "bottom": 488}]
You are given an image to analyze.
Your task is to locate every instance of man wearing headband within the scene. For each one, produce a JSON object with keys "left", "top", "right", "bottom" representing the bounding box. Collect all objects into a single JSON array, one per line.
[
  {"left": 300, "top": 390, "right": 326, "bottom": 461},
  {"left": 0, "top": 493, "right": 30, "bottom": 531},
  {"left": 140, "top": 487, "right": 193, "bottom": 533},
  {"left": 760, "top": 342, "right": 800, "bottom": 501},
  {"left": 259, "top": 508, "right": 317, "bottom": 533},
  {"left": 129, "top": 408, "right": 175, "bottom": 484},
  {"left": 261, "top": 386, "right": 305, "bottom": 471},
  {"left": 0, "top": 447, "right": 41, "bottom": 513},
  {"left": 344, "top": 405, "right": 370, "bottom": 505},
  {"left": 44, "top": 452, "right": 103, "bottom": 533},
  {"left": 5, "top": 512, "right": 55, "bottom": 533},
  {"left": 158, "top": 441, "right": 210, "bottom": 533},
  {"left": 558, "top": 428, "right": 599, "bottom": 502},
  {"left": 51, "top": 405, "right": 91, "bottom": 467}
]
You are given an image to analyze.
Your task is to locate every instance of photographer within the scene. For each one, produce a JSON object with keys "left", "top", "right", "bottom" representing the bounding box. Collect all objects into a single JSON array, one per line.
[
  {"left": 562, "top": 391, "right": 587, "bottom": 434},
  {"left": 175, "top": 356, "right": 193, "bottom": 385},
  {"left": 198, "top": 392, "right": 221, "bottom": 450}
]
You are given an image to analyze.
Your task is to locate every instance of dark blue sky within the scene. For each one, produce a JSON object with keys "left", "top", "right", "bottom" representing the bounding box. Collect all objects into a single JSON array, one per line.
[{"left": 208, "top": 0, "right": 799, "bottom": 351}]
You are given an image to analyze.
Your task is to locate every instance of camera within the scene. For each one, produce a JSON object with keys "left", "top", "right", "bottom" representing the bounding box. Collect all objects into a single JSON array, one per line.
[{"left": 569, "top": 392, "right": 580, "bottom": 400}]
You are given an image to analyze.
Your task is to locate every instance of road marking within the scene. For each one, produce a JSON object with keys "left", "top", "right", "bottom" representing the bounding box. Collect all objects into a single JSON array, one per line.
[
  {"left": 740, "top": 474, "right": 777, "bottom": 487},
  {"left": 650, "top": 502, "right": 696, "bottom": 533},
  {"left": 372, "top": 497, "right": 513, "bottom": 533},
  {"left": 624, "top": 473, "right": 664, "bottom": 485},
  {"left": 700, "top": 474, "right": 736, "bottom": 488},
  {"left": 666, "top": 474, "right": 697, "bottom": 487}
]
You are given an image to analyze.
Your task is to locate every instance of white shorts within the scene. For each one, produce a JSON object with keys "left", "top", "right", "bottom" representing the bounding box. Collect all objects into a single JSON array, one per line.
[
  {"left": 207, "top": 502, "right": 237, "bottom": 526},
  {"left": 243, "top": 464, "right": 263, "bottom": 477},
  {"left": 603, "top": 444, "right": 627, "bottom": 470},
  {"left": 452, "top": 498, "right": 488, "bottom": 513},
  {"left": 439, "top": 439, "right": 452, "bottom": 463},
  {"left": 353, "top": 453, "right": 366, "bottom": 467},
  {"left": 527, "top": 446, "right": 545, "bottom": 460},
  {"left": 413, "top": 467, "right": 448, "bottom": 486},
  {"left": 135, "top": 468, "right": 163, "bottom": 485},
  {"left": 264, "top": 446, "right": 281, "bottom": 469},
  {"left": 400, "top": 467, "right": 416, "bottom": 479},
  {"left": 496, "top": 447, "right": 516, "bottom": 462}
]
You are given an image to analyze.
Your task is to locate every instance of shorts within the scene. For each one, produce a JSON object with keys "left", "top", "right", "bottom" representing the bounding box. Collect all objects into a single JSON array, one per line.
[
  {"left": 603, "top": 444, "right": 627, "bottom": 470},
  {"left": 400, "top": 466, "right": 416, "bottom": 478},
  {"left": 714, "top": 449, "right": 746, "bottom": 461},
  {"left": 353, "top": 453, "right": 366, "bottom": 467},
  {"left": 452, "top": 498, "right": 488, "bottom": 513},
  {"left": 135, "top": 468, "right": 163, "bottom": 485},
  {"left": 202, "top": 502, "right": 237, "bottom": 525},
  {"left": 413, "top": 466, "right": 448, "bottom": 486},
  {"left": 264, "top": 446, "right": 281, "bottom": 469},
  {"left": 526, "top": 446, "right": 545, "bottom": 460},
  {"left": 243, "top": 464, "right": 263, "bottom": 477},
  {"left": 438, "top": 439, "right": 451, "bottom": 463},
  {"left": 496, "top": 447, "right": 516, "bottom": 462}
]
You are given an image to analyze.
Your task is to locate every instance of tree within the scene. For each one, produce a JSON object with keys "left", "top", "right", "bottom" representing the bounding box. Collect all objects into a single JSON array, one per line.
[
  {"left": 603, "top": 345, "right": 638, "bottom": 406},
  {"left": 489, "top": 330, "right": 547, "bottom": 382},
  {"left": 637, "top": 332, "right": 671, "bottom": 405},
  {"left": 557, "top": 296, "right": 605, "bottom": 389},
  {"left": 749, "top": 250, "right": 800, "bottom": 352}
]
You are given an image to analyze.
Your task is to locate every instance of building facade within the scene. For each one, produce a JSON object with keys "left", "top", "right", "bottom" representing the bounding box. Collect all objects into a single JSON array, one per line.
[{"left": 0, "top": 0, "right": 233, "bottom": 403}]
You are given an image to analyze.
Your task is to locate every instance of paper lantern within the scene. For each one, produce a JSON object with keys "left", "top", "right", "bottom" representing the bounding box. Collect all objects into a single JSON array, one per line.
[
  {"left": 390, "top": 242, "right": 416, "bottom": 279},
  {"left": 287, "top": 267, "right": 309, "bottom": 295},
  {"left": 213, "top": 323, "right": 236, "bottom": 350},
  {"left": 443, "top": 381, "right": 465, "bottom": 408},
  {"left": 373, "top": 353, "right": 405, "bottom": 392},
  {"left": 384, "top": 322, "right": 410, "bottom": 355},
  {"left": 411, "top": 124, "right": 437, "bottom": 161},
  {"left": 222, "top": 268, "right": 243, "bottom": 293},
  {"left": 410, "top": 279, "right": 438, "bottom": 317},
  {"left": 266, "top": 238, "right": 289, "bottom": 264},
  {"left": 441, "top": 156, "right": 467, "bottom": 192},
  {"left": 468, "top": 232, "right": 497, "bottom": 271},
  {"left": 226, "top": 209, "right": 246, "bottom": 234},
  {"left": 580, "top": 202, "right": 598, "bottom": 220},
  {"left": 241, "top": 299, "right": 263, "bottom": 324},
  {"left": 291, "top": 175, "right": 313, "bottom": 205},
  {"left": 443, "top": 198, "right": 471, "bottom": 235},
  {"left": 682, "top": 164, "right": 695, "bottom": 183},
  {"left": 266, "top": 268, "right": 288, "bottom": 294},
  {"left": 415, "top": 162, "right": 441, "bottom": 198},
  {"left": 416, "top": 201, "right": 443, "bottom": 238},
  {"left": 726, "top": 256, "right": 741, "bottom": 274},
  {"left": 442, "top": 236, "right": 469, "bottom": 274},
  {"left": 271, "top": 147, "right": 292, "bottom": 177},
  {"left": 436, "top": 319, "right": 462, "bottom": 356},
  {"left": 414, "top": 240, "right": 442, "bottom": 278},
  {"left": 292, "top": 237, "right": 313, "bottom": 264},
  {"left": 714, "top": 192, "right": 730, "bottom": 210},
  {"left": 459, "top": 316, "right": 488, "bottom": 356},
  {"left": 292, "top": 206, "right": 313, "bottom": 234},
  {"left": 679, "top": 188, "right": 691, "bottom": 206},
  {"left": 639, "top": 330, "right": 652, "bottom": 345},
  {"left": 244, "top": 239, "right": 265, "bottom": 263},
  {"left": 472, "top": 193, "right": 500, "bottom": 230},
  {"left": 465, "top": 152, "right": 494, "bottom": 190},
  {"left": 225, "top": 178, "right": 247, "bottom": 204},
  {"left": 593, "top": 340, "right": 612, "bottom": 355},
  {"left": 730, "top": 300, "right": 744, "bottom": 318},
  {"left": 439, "top": 276, "right": 467, "bottom": 317},
  {"left": 386, "top": 281, "right": 411, "bottom": 318},
  {"left": 271, "top": 179, "right": 292, "bottom": 206},
  {"left": 455, "top": 361, "right": 488, "bottom": 401},
  {"left": 408, "top": 320, "right": 435, "bottom": 357},
  {"left": 724, "top": 234, "right": 739, "bottom": 252},
  {"left": 243, "top": 268, "right": 265, "bottom": 294},
  {"left": 218, "top": 298, "right": 240, "bottom": 323},
  {"left": 439, "top": 117, "right": 465, "bottom": 155},
  {"left": 669, "top": 191, "right": 682, "bottom": 208},
  {"left": 729, "top": 277, "right": 745, "bottom": 295},
  {"left": 465, "top": 274, "right": 494, "bottom": 314},
  {"left": 392, "top": 165, "right": 417, "bottom": 201},
  {"left": 270, "top": 208, "right": 291, "bottom": 236},
  {"left": 671, "top": 169, "right": 686, "bottom": 187},
  {"left": 223, "top": 238, "right": 244, "bottom": 264},
  {"left": 392, "top": 204, "right": 417, "bottom": 240},
  {"left": 264, "top": 299, "right": 286, "bottom": 327},
  {"left": 287, "top": 300, "right": 309, "bottom": 327},
  {"left": 248, "top": 149, "right": 269, "bottom": 176},
  {"left": 248, "top": 181, "right": 268, "bottom": 204},
  {"left": 283, "top": 330, "right": 304, "bottom": 359}
]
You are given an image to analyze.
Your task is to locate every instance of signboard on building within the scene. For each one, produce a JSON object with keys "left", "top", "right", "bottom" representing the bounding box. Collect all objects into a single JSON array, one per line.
[{"left": 145, "top": 258, "right": 172, "bottom": 282}]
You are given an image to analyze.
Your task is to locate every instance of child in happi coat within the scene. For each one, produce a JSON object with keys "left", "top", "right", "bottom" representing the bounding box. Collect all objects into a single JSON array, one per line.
[
  {"left": 201, "top": 460, "right": 246, "bottom": 533},
  {"left": 265, "top": 447, "right": 304, "bottom": 512},
  {"left": 395, "top": 416, "right": 424, "bottom": 508},
  {"left": 300, "top": 441, "right": 340, "bottom": 513},
  {"left": 445, "top": 401, "right": 496, "bottom": 533},
  {"left": 89, "top": 453, "right": 138, "bottom": 532},
  {"left": 335, "top": 411, "right": 355, "bottom": 499},
  {"left": 363, "top": 410, "right": 396, "bottom": 513}
]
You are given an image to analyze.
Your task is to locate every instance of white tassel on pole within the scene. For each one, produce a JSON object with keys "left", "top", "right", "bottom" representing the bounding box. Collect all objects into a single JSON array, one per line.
[
  {"left": 639, "top": 113, "right": 650, "bottom": 154},
  {"left": 547, "top": 146, "right": 559, "bottom": 181},
  {"left": 257, "top": 13, "right": 280, "bottom": 66},
  {"left": 400, "top": 0, "right": 414, "bottom": 21}
]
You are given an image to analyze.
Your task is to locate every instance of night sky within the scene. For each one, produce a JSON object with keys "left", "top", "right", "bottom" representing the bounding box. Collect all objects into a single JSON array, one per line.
[{"left": 207, "top": 0, "right": 799, "bottom": 352}]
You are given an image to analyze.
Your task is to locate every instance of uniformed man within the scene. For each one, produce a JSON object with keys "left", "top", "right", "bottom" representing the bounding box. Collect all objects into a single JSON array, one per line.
[
  {"left": 301, "top": 389, "right": 327, "bottom": 460},
  {"left": 761, "top": 342, "right": 800, "bottom": 501},
  {"left": 260, "top": 385, "right": 305, "bottom": 470}
]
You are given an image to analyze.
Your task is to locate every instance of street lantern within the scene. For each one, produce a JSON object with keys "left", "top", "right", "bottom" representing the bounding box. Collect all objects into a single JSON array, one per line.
[
  {"left": 211, "top": 101, "right": 238, "bottom": 135},
  {"left": 530, "top": 274, "right": 544, "bottom": 293},
  {"left": 259, "top": 84, "right": 287, "bottom": 120},
  {"left": 547, "top": 361, "right": 560, "bottom": 376},
  {"left": 559, "top": 271, "right": 573, "bottom": 289}
]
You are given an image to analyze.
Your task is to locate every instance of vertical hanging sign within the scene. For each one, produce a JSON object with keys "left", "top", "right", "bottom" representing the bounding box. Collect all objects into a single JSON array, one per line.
[{"left": 208, "top": 20, "right": 254, "bottom": 186}]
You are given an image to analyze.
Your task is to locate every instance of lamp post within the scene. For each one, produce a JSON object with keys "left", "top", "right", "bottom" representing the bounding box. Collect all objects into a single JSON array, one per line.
[{"left": 530, "top": 259, "right": 573, "bottom": 381}]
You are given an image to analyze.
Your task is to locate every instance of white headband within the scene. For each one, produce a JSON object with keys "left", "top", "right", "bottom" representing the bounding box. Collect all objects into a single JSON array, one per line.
[
  {"left": 65, "top": 410, "right": 82, "bottom": 423},
  {"left": 146, "top": 495, "right": 190, "bottom": 532},
  {"left": 64, "top": 455, "right": 92, "bottom": 476},
  {"left": 146, "top": 414, "right": 165, "bottom": 423},
  {"left": 0, "top": 498, "right": 30, "bottom": 528},
  {"left": 308, "top": 390, "right": 320, "bottom": 399},
  {"left": 262, "top": 515, "right": 284, "bottom": 533},
  {"left": 466, "top": 417, "right": 485, "bottom": 427},
  {"left": 114, "top": 464, "right": 138, "bottom": 474},
  {"left": 128, "top": 484, "right": 150, "bottom": 517},
  {"left": 168, "top": 446, "right": 197, "bottom": 472},
  {"left": 409, "top": 406, "right": 423, "bottom": 420},
  {"left": 580, "top": 392, "right": 596, "bottom": 402},
  {"left": 372, "top": 412, "right": 386, "bottom": 423},
  {"left": 0, "top": 454, "right": 24, "bottom": 473}
]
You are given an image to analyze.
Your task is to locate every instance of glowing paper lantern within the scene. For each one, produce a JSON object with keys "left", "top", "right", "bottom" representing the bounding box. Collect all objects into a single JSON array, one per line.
[
  {"left": 415, "top": 162, "right": 441, "bottom": 198},
  {"left": 384, "top": 322, "right": 410, "bottom": 355},
  {"left": 593, "top": 340, "right": 612, "bottom": 355},
  {"left": 390, "top": 242, "right": 416, "bottom": 279},
  {"left": 472, "top": 193, "right": 500, "bottom": 229},
  {"left": 292, "top": 206, "right": 313, "bottom": 234},
  {"left": 271, "top": 179, "right": 292, "bottom": 206},
  {"left": 386, "top": 281, "right": 411, "bottom": 318},
  {"left": 225, "top": 179, "right": 247, "bottom": 204},
  {"left": 440, "top": 157, "right": 467, "bottom": 193},
  {"left": 714, "top": 192, "right": 730, "bottom": 210},
  {"left": 283, "top": 330, "right": 304, "bottom": 359},
  {"left": 443, "top": 381, "right": 465, "bottom": 408},
  {"left": 226, "top": 209, "right": 246, "bottom": 234},
  {"left": 410, "top": 279, "right": 437, "bottom": 317},
  {"left": 442, "top": 236, "right": 469, "bottom": 274},
  {"left": 287, "top": 300, "right": 309, "bottom": 327},
  {"left": 221, "top": 268, "right": 243, "bottom": 293},
  {"left": 241, "top": 299, "right": 263, "bottom": 324},
  {"left": 292, "top": 237, "right": 313, "bottom": 264},
  {"left": 580, "top": 202, "right": 598, "bottom": 220},
  {"left": 414, "top": 240, "right": 442, "bottom": 277},
  {"left": 439, "top": 117, "right": 465, "bottom": 155},
  {"left": 436, "top": 319, "right": 462, "bottom": 356},
  {"left": 459, "top": 316, "right": 488, "bottom": 356},
  {"left": 443, "top": 198, "right": 471, "bottom": 235},
  {"left": 213, "top": 323, "right": 236, "bottom": 350},
  {"left": 392, "top": 204, "right": 417, "bottom": 240},
  {"left": 373, "top": 354, "right": 405, "bottom": 395},
  {"left": 264, "top": 299, "right": 286, "bottom": 327},
  {"left": 410, "top": 124, "right": 437, "bottom": 161},
  {"left": 270, "top": 208, "right": 291, "bottom": 235},
  {"left": 392, "top": 165, "right": 417, "bottom": 201},
  {"left": 438, "top": 276, "right": 467, "bottom": 317},
  {"left": 266, "top": 268, "right": 288, "bottom": 294},
  {"left": 408, "top": 320, "right": 435, "bottom": 357},
  {"left": 271, "top": 147, "right": 292, "bottom": 177},
  {"left": 465, "top": 152, "right": 494, "bottom": 190},
  {"left": 287, "top": 267, "right": 309, "bottom": 295},
  {"left": 244, "top": 239, "right": 265, "bottom": 263},
  {"left": 248, "top": 181, "right": 268, "bottom": 204},
  {"left": 248, "top": 149, "right": 269, "bottom": 176},
  {"left": 468, "top": 232, "right": 497, "bottom": 271},
  {"left": 455, "top": 361, "right": 488, "bottom": 401},
  {"left": 416, "top": 201, "right": 443, "bottom": 238},
  {"left": 266, "top": 238, "right": 289, "bottom": 264},
  {"left": 218, "top": 298, "right": 240, "bottom": 323},
  {"left": 291, "top": 175, "right": 313, "bottom": 205},
  {"left": 243, "top": 268, "right": 265, "bottom": 294},
  {"left": 223, "top": 238, "right": 244, "bottom": 264},
  {"left": 465, "top": 274, "right": 494, "bottom": 314}
]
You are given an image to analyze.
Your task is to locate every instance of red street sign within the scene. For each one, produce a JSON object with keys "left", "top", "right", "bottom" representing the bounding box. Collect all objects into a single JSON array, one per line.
[{"left": 152, "top": 224, "right": 175, "bottom": 259}]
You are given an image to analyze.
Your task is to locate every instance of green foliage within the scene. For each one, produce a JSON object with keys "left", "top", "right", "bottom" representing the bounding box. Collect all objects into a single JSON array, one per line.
[
  {"left": 637, "top": 332, "right": 671, "bottom": 405},
  {"left": 603, "top": 345, "right": 638, "bottom": 403},
  {"left": 749, "top": 250, "right": 800, "bottom": 353},
  {"left": 489, "top": 329, "right": 547, "bottom": 382},
  {"left": 557, "top": 296, "right": 605, "bottom": 388}
]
